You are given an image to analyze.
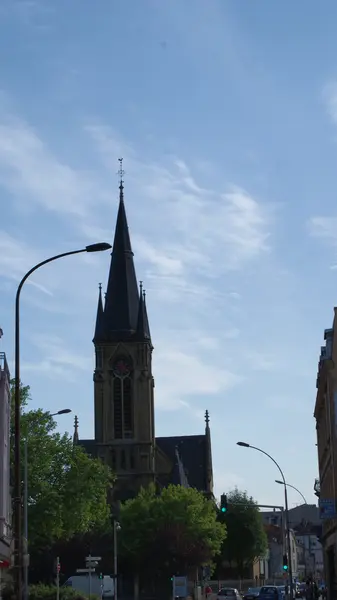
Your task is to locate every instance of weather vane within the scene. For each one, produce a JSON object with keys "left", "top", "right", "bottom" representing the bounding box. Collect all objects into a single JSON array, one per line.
[{"left": 118, "top": 158, "right": 125, "bottom": 187}]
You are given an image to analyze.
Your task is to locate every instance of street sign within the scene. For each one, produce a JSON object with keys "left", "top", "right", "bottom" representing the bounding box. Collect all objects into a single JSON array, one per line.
[
  {"left": 319, "top": 499, "right": 336, "bottom": 519},
  {"left": 173, "top": 575, "right": 188, "bottom": 597},
  {"left": 86, "top": 561, "right": 98, "bottom": 566},
  {"left": 76, "top": 568, "right": 95, "bottom": 573},
  {"left": 86, "top": 556, "right": 101, "bottom": 561}
]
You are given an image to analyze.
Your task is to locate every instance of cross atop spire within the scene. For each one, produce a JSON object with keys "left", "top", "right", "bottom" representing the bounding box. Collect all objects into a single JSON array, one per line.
[
  {"left": 118, "top": 157, "right": 125, "bottom": 197},
  {"left": 205, "top": 410, "right": 210, "bottom": 426}
]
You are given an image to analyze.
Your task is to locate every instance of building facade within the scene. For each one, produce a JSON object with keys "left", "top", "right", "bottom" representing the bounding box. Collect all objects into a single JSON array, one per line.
[
  {"left": 76, "top": 172, "right": 213, "bottom": 501},
  {"left": 315, "top": 310, "right": 337, "bottom": 598},
  {"left": 296, "top": 533, "right": 324, "bottom": 581},
  {"left": 0, "top": 346, "right": 11, "bottom": 564}
]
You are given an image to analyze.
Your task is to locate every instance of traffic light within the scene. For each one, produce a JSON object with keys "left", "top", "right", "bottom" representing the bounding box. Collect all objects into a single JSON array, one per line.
[
  {"left": 99, "top": 573, "right": 103, "bottom": 580},
  {"left": 283, "top": 554, "right": 288, "bottom": 571},
  {"left": 220, "top": 494, "right": 228, "bottom": 513}
]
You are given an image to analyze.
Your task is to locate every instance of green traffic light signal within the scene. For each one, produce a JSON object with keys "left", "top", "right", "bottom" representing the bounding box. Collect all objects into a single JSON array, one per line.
[
  {"left": 283, "top": 554, "right": 288, "bottom": 571},
  {"left": 220, "top": 494, "right": 228, "bottom": 513}
]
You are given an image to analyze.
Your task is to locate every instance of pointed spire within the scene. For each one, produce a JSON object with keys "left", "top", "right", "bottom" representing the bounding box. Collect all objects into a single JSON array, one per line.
[
  {"left": 205, "top": 410, "right": 210, "bottom": 428},
  {"left": 204, "top": 409, "right": 213, "bottom": 495},
  {"left": 136, "top": 281, "right": 152, "bottom": 343},
  {"left": 73, "top": 415, "right": 79, "bottom": 445},
  {"left": 103, "top": 160, "right": 140, "bottom": 341},
  {"left": 93, "top": 283, "right": 104, "bottom": 342}
]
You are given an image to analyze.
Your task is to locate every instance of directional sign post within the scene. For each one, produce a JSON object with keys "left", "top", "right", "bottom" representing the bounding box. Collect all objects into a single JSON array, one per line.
[
  {"left": 76, "top": 568, "right": 95, "bottom": 573},
  {"left": 319, "top": 499, "right": 336, "bottom": 519},
  {"left": 86, "top": 556, "right": 101, "bottom": 562}
]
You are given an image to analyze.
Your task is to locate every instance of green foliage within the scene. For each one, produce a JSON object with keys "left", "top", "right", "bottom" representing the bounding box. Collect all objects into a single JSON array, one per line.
[
  {"left": 218, "top": 488, "right": 268, "bottom": 575},
  {"left": 10, "top": 380, "right": 114, "bottom": 549},
  {"left": 27, "top": 584, "right": 99, "bottom": 599},
  {"left": 120, "top": 483, "right": 226, "bottom": 577},
  {"left": 2, "top": 583, "right": 99, "bottom": 600}
]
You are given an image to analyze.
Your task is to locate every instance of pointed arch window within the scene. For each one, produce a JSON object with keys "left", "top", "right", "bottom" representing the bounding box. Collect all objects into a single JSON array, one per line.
[{"left": 112, "top": 357, "right": 134, "bottom": 439}]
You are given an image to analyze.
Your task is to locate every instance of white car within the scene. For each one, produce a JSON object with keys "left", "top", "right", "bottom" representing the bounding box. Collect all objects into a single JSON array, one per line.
[{"left": 217, "top": 588, "right": 242, "bottom": 600}]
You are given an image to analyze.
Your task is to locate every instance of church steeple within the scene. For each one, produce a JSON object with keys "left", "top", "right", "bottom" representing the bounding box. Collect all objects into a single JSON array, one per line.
[
  {"left": 103, "top": 159, "right": 139, "bottom": 341},
  {"left": 93, "top": 283, "right": 104, "bottom": 342},
  {"left": 136, "top": 281, "right": 152, "bottom": 344},
  {"left": 204, "top": 410, "right": 214, "bottom": 496}
]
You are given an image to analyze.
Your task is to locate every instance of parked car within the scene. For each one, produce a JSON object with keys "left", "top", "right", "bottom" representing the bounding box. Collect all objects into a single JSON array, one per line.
[
  {"left": 243, "top": 587, "right": 261, "bottom": 600},
  {"left": 217, "top": 588, "right": 242, "bottom": 600},
  {"left": 259, "top": 586, "right": 283, "bottom": 600}
]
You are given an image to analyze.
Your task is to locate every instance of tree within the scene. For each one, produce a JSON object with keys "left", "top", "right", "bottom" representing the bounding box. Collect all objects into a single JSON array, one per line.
[
  {"left": 119, "top": 484, "right": 226, "bottom": 586},
  {"left": 10, "top": 380, "right": 114, "bottom": 550},
  {"left": 217, "top": 488, "right": 268, "bottom": 576}
]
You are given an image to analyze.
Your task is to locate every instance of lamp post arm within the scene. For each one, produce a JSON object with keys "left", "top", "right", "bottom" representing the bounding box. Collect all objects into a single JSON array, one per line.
[
  {"left": 249, "top": 445, "right": 286, "bottom": 485},
  {"left": 285, "top": 483, "right": 307, "bottom": 505}
]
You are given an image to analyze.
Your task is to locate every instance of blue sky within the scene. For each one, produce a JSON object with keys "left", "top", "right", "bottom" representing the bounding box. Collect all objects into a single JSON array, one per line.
[{"left": 1, "top": 0, "right": 337, "bottom": 507}]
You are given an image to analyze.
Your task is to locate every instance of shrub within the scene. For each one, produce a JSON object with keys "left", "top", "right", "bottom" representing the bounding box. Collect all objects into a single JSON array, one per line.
[{"left": 27, "top": 584, "right": 99, "bottom": 600}]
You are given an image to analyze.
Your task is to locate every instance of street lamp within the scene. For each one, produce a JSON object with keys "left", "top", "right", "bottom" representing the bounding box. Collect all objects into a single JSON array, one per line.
[
  {"left": 237, "top": 442, "right": 294, "bottom": 600},
  {"left": 114, "top": 520, "right": 121, "bottom": 600},
  {"left": 14, "top": 242, "right": 111, "bottom": 599},
  {"left": 23, "top": 408, "right": 72, "bottom": 600},
  {"left": 275, "top": 480, "right": 308, "bottom": 505}
]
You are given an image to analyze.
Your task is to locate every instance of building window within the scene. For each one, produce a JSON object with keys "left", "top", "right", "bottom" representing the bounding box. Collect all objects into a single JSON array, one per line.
[
  {"left": 96, "top": 348, "right": 103, "bottom": 370},
  {"left": 123, "top": 377, "right": 133, "bottom": 437},
  {"left": 113, "top": 377, "right": 123, "bottom": 439},
  {"left": 120, "top": 450, "right": 126, "bottom": 470},
  {"left": 112, "top": 357, "right": 134, "bottom": 439}
]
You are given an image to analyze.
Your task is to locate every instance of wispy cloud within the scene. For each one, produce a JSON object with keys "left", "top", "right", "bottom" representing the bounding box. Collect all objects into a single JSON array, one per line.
[
  {"left": 21, "top": 334, "right": 92, "bottom": 381},
  {"left": 0, "top": 105, "right": 274, "bottom": 418},
  {"left": 308, "top": 216, "right": 337, "bottom": 245},
  {"left": 0, "top": 112, "right": 109, "bottom": 219},
  {"left": 0, "top": 231, "right": 39, "bottom": 278},
  {"left": 323, "top": 80, "right": 337, "bottom": 126},
  {"left": 86, "top": 125, "right": 272, "bottom": 279}
]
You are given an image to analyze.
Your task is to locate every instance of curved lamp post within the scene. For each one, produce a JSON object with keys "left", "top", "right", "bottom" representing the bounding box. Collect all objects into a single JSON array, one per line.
[
  {"left": 237, "top": 442, "right": 294, "bottom": 600},
  {"left": 14, "top": 242, "right": 111, "bottom": 599},
  {"left": 275, "top": 480, "right": 308, "bottom": 505}
]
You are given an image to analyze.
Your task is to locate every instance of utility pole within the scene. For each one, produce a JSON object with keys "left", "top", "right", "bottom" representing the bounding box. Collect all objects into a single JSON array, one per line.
[
  {"left": 114, "top": 521, "right": 121, "bottom": 600},
  {"left": 56, "top": 557, "right": 60, "bottom": 600},
  {"left": 114, "top": 522, "right": 118, "bottom": 600}
]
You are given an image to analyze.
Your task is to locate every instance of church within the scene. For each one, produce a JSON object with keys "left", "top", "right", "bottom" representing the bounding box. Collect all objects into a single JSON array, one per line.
[{"left": 74, "top": 165, "right": 214, "bottom": 502}]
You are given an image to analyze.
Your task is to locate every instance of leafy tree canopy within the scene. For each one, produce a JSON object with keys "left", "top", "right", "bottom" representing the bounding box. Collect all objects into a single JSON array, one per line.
[
  {"left": 119, "top": 483, "right": 226, "bottom": 578},
  {"left": 218, "top": 488, "right": 268, "bottom": 575},
  {"left": 10, "top": 380, "right": 114, "bottom": 550}
]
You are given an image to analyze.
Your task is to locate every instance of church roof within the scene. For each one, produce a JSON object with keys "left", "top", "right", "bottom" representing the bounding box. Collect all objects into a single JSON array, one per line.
[
  {"left": 78, "top": 434, "right": 209, "bottom": 493},
  {"left": 156, "top": 434, "right": 208, "bottom": 491}
]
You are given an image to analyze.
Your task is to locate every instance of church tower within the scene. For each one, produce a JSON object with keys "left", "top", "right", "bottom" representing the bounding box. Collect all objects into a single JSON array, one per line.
[{"left": 93, "top": 161, "right": 155, "bottom": 500}]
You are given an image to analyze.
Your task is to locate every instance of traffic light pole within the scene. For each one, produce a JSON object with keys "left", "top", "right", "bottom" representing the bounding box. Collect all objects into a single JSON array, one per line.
[{"left": 284, "top": 485, "right": 294, "bottom": 600}]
